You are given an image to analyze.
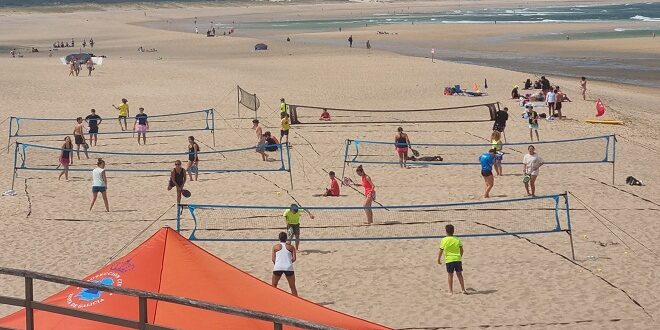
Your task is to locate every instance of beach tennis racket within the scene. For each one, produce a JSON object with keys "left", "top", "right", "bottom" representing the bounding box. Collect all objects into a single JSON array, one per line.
[
  {"left": 182, "top": 189, "right": 191, "bottom": 198},
  {"left": 522, "top": 174, "right": 531, "bottom": 183},
  {"left": 342, "top": 177, "right": 353, "bottom": 186},
  {"left": 411, "top": 148, "right": 420, "bottom": 157}
]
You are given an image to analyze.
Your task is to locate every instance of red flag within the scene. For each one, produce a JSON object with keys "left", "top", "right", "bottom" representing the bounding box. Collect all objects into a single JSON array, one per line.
[{"left": 595, "top": 99, "right": 606, "bottom": 117}]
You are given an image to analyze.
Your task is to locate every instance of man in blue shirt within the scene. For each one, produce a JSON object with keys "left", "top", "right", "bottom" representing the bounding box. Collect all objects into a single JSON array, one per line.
[{"left": 479, "top": 149, "right": 497, "bottom": 198}]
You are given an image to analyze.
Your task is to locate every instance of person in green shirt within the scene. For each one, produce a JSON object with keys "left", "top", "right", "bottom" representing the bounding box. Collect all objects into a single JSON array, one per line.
[
  {"left": 438, "top": 224, "right": 468, "bottom": 295},
  {"left": 283, "top": 203, "right": 314, "bottom": 250}
]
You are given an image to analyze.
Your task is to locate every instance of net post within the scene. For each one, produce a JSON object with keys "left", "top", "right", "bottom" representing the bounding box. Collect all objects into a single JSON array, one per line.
[
  {"left": 6, "top": 117, "right": 13, "bottom": 154},
  {"left": 254, "top": 94, "right": 258, "bottom": 120},
  {"left": 286, "top": 142, "right": 294, "bottom": 190},
  {"left": 564, "top": 191, "right": 575, "bottom": 260},
  {"left": 211, "top": 109, "right": 217, "bottom": 148},
  {"left": 567, "top": 230, "right": 576, "bottom": 261},
  {"left": 611, "top": 135, "right": 617, "bottom": 185},
  {"left": 11, "top": 142, "right": 19, "bottom": 191},
  {"left": 237, "top": 85, "right": 240, "bottom": 118},
  {"left": 176, "top": 203, "right": 182, "bottom": 233},
  {"left": 341, "top": 139, "right": 350, "bottom": 180}
]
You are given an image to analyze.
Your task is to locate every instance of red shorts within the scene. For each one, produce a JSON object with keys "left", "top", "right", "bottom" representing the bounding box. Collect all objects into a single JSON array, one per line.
[{"left": 396, "top": 147, "right": 408, "bottom": 154}]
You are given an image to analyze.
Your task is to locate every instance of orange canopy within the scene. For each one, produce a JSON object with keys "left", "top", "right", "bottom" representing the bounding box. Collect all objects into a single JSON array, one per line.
[{"left": 0, "top": 227, "right": 389, "bottom": 329}]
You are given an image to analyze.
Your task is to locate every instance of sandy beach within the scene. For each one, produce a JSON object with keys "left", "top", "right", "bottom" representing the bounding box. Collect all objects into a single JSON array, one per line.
[{"left": 0, "top": 1, "right": 659, "bottom": 329}]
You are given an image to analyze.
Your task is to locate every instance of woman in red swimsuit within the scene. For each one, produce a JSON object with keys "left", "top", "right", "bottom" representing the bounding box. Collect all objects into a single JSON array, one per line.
[{"left": 355, "top": 165, "right": 375, "bottom": 224}]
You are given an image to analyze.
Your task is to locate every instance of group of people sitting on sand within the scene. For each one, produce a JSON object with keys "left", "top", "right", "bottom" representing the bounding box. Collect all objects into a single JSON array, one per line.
[
  {"left": 137, "top": 46, "right": 158, "bottom": 52},
  {"left": 514, "top": 76, "right": 572, "bottom": 118}
]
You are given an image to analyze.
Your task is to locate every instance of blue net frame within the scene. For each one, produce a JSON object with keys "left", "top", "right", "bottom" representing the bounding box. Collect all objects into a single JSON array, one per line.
[
  {"left": 6, "top": 109, "right": 216, "bottom": 151},
  {"left": 342, "top": 135, "right": 617, "bottom": 183},
  {"left": 11, "top": 141, "right": 294, "bottom": 189},
  {"left": 176, "top": 193, "right": 575, "bottom": 259}
]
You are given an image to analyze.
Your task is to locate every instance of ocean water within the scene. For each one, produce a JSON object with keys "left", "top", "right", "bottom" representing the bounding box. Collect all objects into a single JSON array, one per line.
[{"left": 219, "top": 3, "right": 660, "bottom": 29}]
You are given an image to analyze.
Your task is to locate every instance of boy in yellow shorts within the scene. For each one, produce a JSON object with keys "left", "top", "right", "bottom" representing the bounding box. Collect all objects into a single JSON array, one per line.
[{"left": 438, "top": 224, "right": 468, "bottom": 295}]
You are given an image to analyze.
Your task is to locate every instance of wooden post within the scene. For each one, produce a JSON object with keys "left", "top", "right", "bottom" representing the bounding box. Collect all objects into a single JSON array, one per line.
[
  {"left": 25, "top": 277, "right": 34, "bottom": 330},
  {"left": 138, "top": 296, "right": 148, "bottom": 330}
]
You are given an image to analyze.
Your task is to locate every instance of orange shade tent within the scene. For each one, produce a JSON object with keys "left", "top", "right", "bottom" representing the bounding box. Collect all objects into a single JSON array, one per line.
[{"left": 0, "top": 227, "right": 389, "bottom": 329}]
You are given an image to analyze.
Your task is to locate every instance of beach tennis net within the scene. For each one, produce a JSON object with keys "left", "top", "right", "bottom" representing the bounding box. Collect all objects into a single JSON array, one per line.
[
  {"left": 288, "top": 102, "right": 499, "bottom": 125},
  {"left": 343, "top": 135, "right": 616, "bottom": 167},
  {"left": 12, "top": 142, "right": 291, "bottom": 174},
  {"left": 7, "top": 109, "right": 215, "bottom": 140},
  {"left": 177, "top": 193, "right": 571, "bottom": 243},
  {"left": 237, "top": 85, "right": 260, "bottom": 116}
]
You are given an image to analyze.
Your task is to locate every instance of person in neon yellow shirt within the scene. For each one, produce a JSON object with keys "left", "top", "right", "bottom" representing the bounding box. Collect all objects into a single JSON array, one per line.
[
  {"left": 283, "top": 203, "right": 314, "bottom": 250},
  {"left": 279, "top": 98, "right": 288, "bottom": 114},
  {"left": 438, "top": 224, "right": 468, "bottom": 295},
  {"left": 112, "top": 98, "right": 129, "bottom": 131},
  {"left": 280, "top": 112, "right": 291, "bottom": 145}
]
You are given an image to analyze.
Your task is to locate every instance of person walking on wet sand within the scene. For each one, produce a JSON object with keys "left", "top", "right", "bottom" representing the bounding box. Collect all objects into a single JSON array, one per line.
[
  {"left": 348, "top": 35, "right": 353, "bottom": 48},
  {"left": 272, "top": 231, "right": 298, "bottom": 296},
  {"left": 580, "top": 77, "right": 587, "bottom": 100}
]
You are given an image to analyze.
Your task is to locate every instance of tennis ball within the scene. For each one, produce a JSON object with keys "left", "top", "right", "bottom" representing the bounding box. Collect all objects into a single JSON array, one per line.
[
  {"left": 597, "top": 268, "right": 602, "bottom": 272},
  {"left": 276, "top": 191, "right": 282, "bottom": 195}
]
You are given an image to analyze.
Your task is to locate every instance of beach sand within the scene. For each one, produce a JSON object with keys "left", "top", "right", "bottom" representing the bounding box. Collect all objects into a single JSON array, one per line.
[{"left": 0, "top": 1, "right": 659, "bottom": 329}]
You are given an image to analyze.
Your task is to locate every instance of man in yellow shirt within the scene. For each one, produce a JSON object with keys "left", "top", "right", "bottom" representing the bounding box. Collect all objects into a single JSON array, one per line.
[
  {"left": 279, "top": 98, "right": 288, "bottom": 114},
  {"left": 283, "top": 203, "right": 314, "bottom": 250},
  {"left": 438, "top": 224, "right": 468, "bottom": 295},
  {"left": 280, "top": 112, "right": 291, "bottom": 145},
  {"left": 112, "top": 98, "right": 129, "bottom": 131}
]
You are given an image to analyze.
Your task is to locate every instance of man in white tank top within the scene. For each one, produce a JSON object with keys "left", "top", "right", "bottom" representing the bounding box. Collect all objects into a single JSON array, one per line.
[{"left": 272, "top": 232, "right": 297, "bottom": 296}]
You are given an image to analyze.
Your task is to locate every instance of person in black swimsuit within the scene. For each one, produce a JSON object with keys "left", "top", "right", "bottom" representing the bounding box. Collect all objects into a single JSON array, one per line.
[
  {"left": 187, "top": 136, "right": 200, "bottom": 181},
  {"left": 394, "top": 127, "right": 411, "bottom": 168},
  {"left": 168, "top": 160, "right": 187, "bottom": 204},
  {"left": 58, "top": 136, "right": 74, "bottom": 181}
]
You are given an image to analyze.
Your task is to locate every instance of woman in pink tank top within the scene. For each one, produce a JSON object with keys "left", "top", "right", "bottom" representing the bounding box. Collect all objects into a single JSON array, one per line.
[{"left": 355, "top": 165, "right": 375, "bottom": 224}]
